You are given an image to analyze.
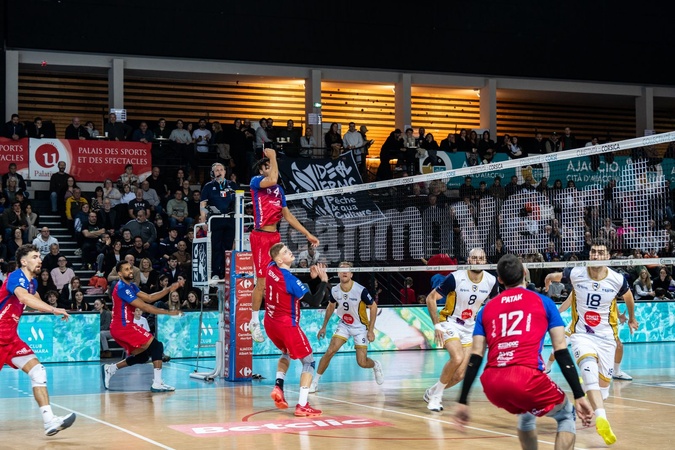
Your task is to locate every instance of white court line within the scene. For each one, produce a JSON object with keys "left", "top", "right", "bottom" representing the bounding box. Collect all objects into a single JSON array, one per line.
[
  {"left": 295, "top": 387, "right": 589, "bottom": 450},
  {"left": 51, "top": 401, "right": 176, "bottom": 450}
]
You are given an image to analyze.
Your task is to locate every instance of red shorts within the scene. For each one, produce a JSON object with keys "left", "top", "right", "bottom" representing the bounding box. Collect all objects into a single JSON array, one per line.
[
  {"left": 0, "top": 335, "right": 35, "bottom": 370},
  {"left": 481, "top": 366, "right": 565, "bottom": 417},
  {"left": 265, "top": 320, "right": 313, "bottom": 360},
  {"left": 111, "top": 323, "right": 153, "bottom": 355},
  {"left": 250, "top": 229, "right": 281, "bottom": 278}
]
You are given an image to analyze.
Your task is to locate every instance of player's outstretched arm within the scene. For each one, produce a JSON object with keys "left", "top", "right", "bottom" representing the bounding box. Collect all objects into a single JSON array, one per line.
[
  {"left": 282, "top": 207, "right": 319, "bottom": 247},
  {"left": 15, "top": 287, "right": 70, "bottom": 321}
]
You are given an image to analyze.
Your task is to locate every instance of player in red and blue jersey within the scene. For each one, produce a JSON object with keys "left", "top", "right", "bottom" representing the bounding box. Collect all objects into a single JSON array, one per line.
[
  {"left": 248, "top": 148, "right": 319, "bottom": 343},
  {"left": 265, "top": 242, "right": 329, "bottom": 417},
  {"left": 455, "top": 254, "right": 593, "bottom": 450},
  {"left": 0, "top": 244, "right": 75, "bottom": 436},
  {"left": 101, "top": 260, "right": 184, "bottom": 392}
]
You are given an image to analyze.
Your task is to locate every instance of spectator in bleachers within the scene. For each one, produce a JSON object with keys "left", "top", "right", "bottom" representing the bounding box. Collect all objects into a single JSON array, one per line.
[
  {"left": 138, "top": 257, "right": 159, "bottom": 293},
  {"left": 57, "top": 275, "right": 80, "bottom": 308},
  {"left": 545, "top": 131, "right": 561, "bottom": 153},
  {"left": 102, "top": 178, "right": 122, "bottom": 207},
  {"left": 166, "top": 189, "right": 191, "bottom": 231},
  {"left": 652, "top": 266, "right": 675, "bottom": 293},
  {"left": 49, "top": 161, "right": 70, "bottom": 213},
  {"left": 633, "top": 268, "right": 655, "bottom": 300},
  {"left": 118, "top": 228, "right": 134, "bottom": 256},
  {"left": 117, "top": 164, "right": 140, "bottom": 190},
  {"left": 100, "top": 238, "right": 122, "bottom": 279},
  {"left": 477, "top": 130, "right": 495, "bottom": 160},
  {"left": 127, "top": 236, "right": 153, "bottom": 267},
  {"left": 141, "top": 179, "right": 162, "bottom": 218},
  {"left": 32, "top": 226, "right": 58, "bottom": 257},
  {"left": 504, "top": 175, "right": 521, "bottom": 197},
  {"left": 324, "top": 122, "right": 343, "bottom": 158},
  {"left": 2, "top": 114, "right": 26, "bottom": 140},
  {"left": 343, "top": 121, "right": 366, "bottom": 171},
  {"left": 104, "top": 112, "right": 131, "bottom": 141},
  {"left": 36, "top": 268, "right": 57, "bottom": 300},
  {"left": 81, "top": 211, "right": 107, "bottom": 269},
  {"left": 84, "top": 120, "right": 99, "bottom": 138},
  {"left": 90, "top": 186, "right": 105, "bottom": 212},
  {"left": 456, "top": 128, "right": 471, "bottom": 152},
  {"left": 3, "top": 176, "right": 24, "bottom": 204},
  {"left": 27, "top": 116, "right": 46, "bottom": 139},
  {"left": 186, "top": 189, "right": 202, "bottom": 224},
  {"left": 132, "top": 121, "right": 154, "bottom": 144},
  {"left": 97, "top": 199, "right": 120, "bottom": 238},
  {"left": 65, "top": 187, "right": 88, "bottom": 226},
  {"left": 127, "top": 188, "right": 151, "bottom": 219},
  {"left": 41, "top": 243, "right": 62, "bottom": 273},
  {"left": 61, "top": 175, "right": 78, "bottom": 205},
  {"left": 375, "top": 129, "right": 404, "bottom": 181},
  {"left": 44, "top": 290, "right": 60, "bottom": 311},
  {"left": 0, "top": 234, "right": 7, "bottom": 264},
  {"left": 119, "top": 183, "right": 135, "bottom": 210},
  {"left": 2, "top": 201, "right": 27, "bottom": 242},
  {"left": 145, "top": 166, "right": 170, "bottom": 206},
  {"left": 153, "top": 214, "right": 168, "bottom": 244},
  {"left": 73, "top": 202, "right": 91, "bottom": 245},
  {"left": 6, "top": 228, "right": 25, "bottom": 261},
  {"left": 64, "top": 117, "right": 88, "bottom": 140},
  {"left": 69, "top": 289, "right": 90, "bottom": 312},
  {"left": 123, "top": 209, "right": 157, "bottom": 256},
  {"left": 439, "top": 132, "right": 457, "bottom": 152},
  {"left": 299, "top": 126, "right": 316, "bottom": 158},
  {"left": 94, "top": 298, "right": 113, "bottom": 358},
  {"left": 161, "top": 255, "right": 183, "bottom": 284},
  {"left": 24, "top": 203, "right": 39, "bottom": 241},
  {"left": 172, "top": 240, "right": 191, "bottom": 273},
  {"left": 159, "top": 228, "right": 180, "bottom": 264},
  {"left": 181, "top": 290, "right": 201, "bottom": 311}
]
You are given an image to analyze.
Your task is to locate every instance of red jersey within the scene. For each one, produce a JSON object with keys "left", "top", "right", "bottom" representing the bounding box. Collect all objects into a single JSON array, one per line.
[
  {"left": 250, "top": 175, "right": 286, "bottom": 229},
  {"left": 264, "top": 262, "right": 310, "bottom": 327},
  {"left": 0, "top": 269, "right": 36, "bottom": 344},
  {"left": 111, "top": 279, "right": 141, "bottom": 328},
  {"left": 474, "top": 286, "right": 564, "bottom": 371}
]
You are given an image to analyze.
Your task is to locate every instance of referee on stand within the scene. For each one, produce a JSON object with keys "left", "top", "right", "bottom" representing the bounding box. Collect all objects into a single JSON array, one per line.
[{"left": 200, "top": 162, "right": 239, "bottom": 278}]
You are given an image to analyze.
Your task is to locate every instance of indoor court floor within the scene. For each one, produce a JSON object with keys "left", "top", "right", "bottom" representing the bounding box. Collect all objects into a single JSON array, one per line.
[{"left": 1, "top": 342, "right": 673, "bottom": 449}]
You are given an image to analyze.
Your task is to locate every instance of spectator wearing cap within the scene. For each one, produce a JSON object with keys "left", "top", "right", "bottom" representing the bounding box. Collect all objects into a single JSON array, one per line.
[{"left": 545, "top": 131, "right": 561, "bottom": 153}]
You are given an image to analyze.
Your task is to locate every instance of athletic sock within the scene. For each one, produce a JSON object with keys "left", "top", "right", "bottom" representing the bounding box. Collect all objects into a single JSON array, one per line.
[{"left": 40, "top": 405, "right": 54, "bottom": 423}]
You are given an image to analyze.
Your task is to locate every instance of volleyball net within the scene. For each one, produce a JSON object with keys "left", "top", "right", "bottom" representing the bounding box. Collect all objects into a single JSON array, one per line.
[{"left": 268, "top": 131, "right": 675, "bottom": 279}]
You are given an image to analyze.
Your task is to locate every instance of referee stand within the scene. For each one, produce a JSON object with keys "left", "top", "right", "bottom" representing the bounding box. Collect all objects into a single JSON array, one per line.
[{"left": 190, "top": 190, "right": 255, "bottom": 382}]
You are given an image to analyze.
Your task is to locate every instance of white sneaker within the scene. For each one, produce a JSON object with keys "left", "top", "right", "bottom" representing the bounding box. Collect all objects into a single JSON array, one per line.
[
  {"left": 44, "top": 413, "right": 76, "bottom": 436},
  {"left": 373, "top": 360, "right": 384, "bottom": 385},
  {"left": 101, "top": 364, "right": 115, "bottom": 389},
  {"left": 613, "top": 370, "right": 633, "bottom": 381},
  {"left": 423, "top": 388, "right": 443, "bottom": 411},
  {"left": 309, "top": 379, "right": 319, "bottom": 393},
  {"left": 151, "top": 381, "right": 176, "bottom": 392},
  {"left": 249, "top": 319, "right": 264, "bottom": 343}
]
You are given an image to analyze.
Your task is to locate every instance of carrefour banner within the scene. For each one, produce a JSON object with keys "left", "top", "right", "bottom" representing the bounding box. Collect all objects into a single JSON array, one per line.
[{"left": 9, "top": 138, "right": 153, "bottom": 182}]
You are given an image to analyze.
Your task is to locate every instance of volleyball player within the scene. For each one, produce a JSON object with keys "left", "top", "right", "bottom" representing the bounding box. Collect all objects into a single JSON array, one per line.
[
  {"left": 248, "top": 148, "right": 319, "bottom": 342},
  {"left": 310, "top": 261, "right": 383, "bottom": 393},
  {"left": 265, "top": 243, "right": 329, "bottom": 417},
  {"left": 0, "top": 244, "right": 76, "bottom": 436},
  {"left": 544, "top": 238, "right": 638, "bottom": 445},
  {"left": 455, "top": 254, "right": 593, "bottom": 450},
  {"left": 101, "top": 261, "right": 184, "bottom": 392},
  {"left": 423, "top": 247, "right": 498, "bottom": 412}
]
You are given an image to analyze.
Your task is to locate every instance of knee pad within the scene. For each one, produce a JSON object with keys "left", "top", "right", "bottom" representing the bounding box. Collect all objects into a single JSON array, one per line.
[
  {"left": 300, "top": 354, "right": 316, "bottom": 377},
  {"left": 547, "top": 398, "right": 576, "bottom": 434},
  {"left": 125, "top": 350, "right": 150, "bottom": 367},
  {"left": 279, "top": 353, "right": 291, "bottom": 364},
  {"left": 578, "top": 356, "right": 600, "bottom": 392},
  {"left": 28, "top": 363, "right": 47, "bottom": 388},
  {"left": 517, "top": 413, "right": 537, "bottom": 432},
  {"left": 148, "top": 339, "right": 164, "bottom": 361}
]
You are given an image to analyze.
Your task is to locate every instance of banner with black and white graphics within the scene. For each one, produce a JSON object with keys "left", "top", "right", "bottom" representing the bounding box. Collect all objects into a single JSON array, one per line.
[{"left": 278, "top": 150, "right": 385, "bottom": 227}]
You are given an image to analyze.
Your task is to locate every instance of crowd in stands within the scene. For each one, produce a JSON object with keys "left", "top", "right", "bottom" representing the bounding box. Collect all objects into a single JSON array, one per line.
[{"left": 2, "top": 113, "right": 675, "bottom": 318}]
